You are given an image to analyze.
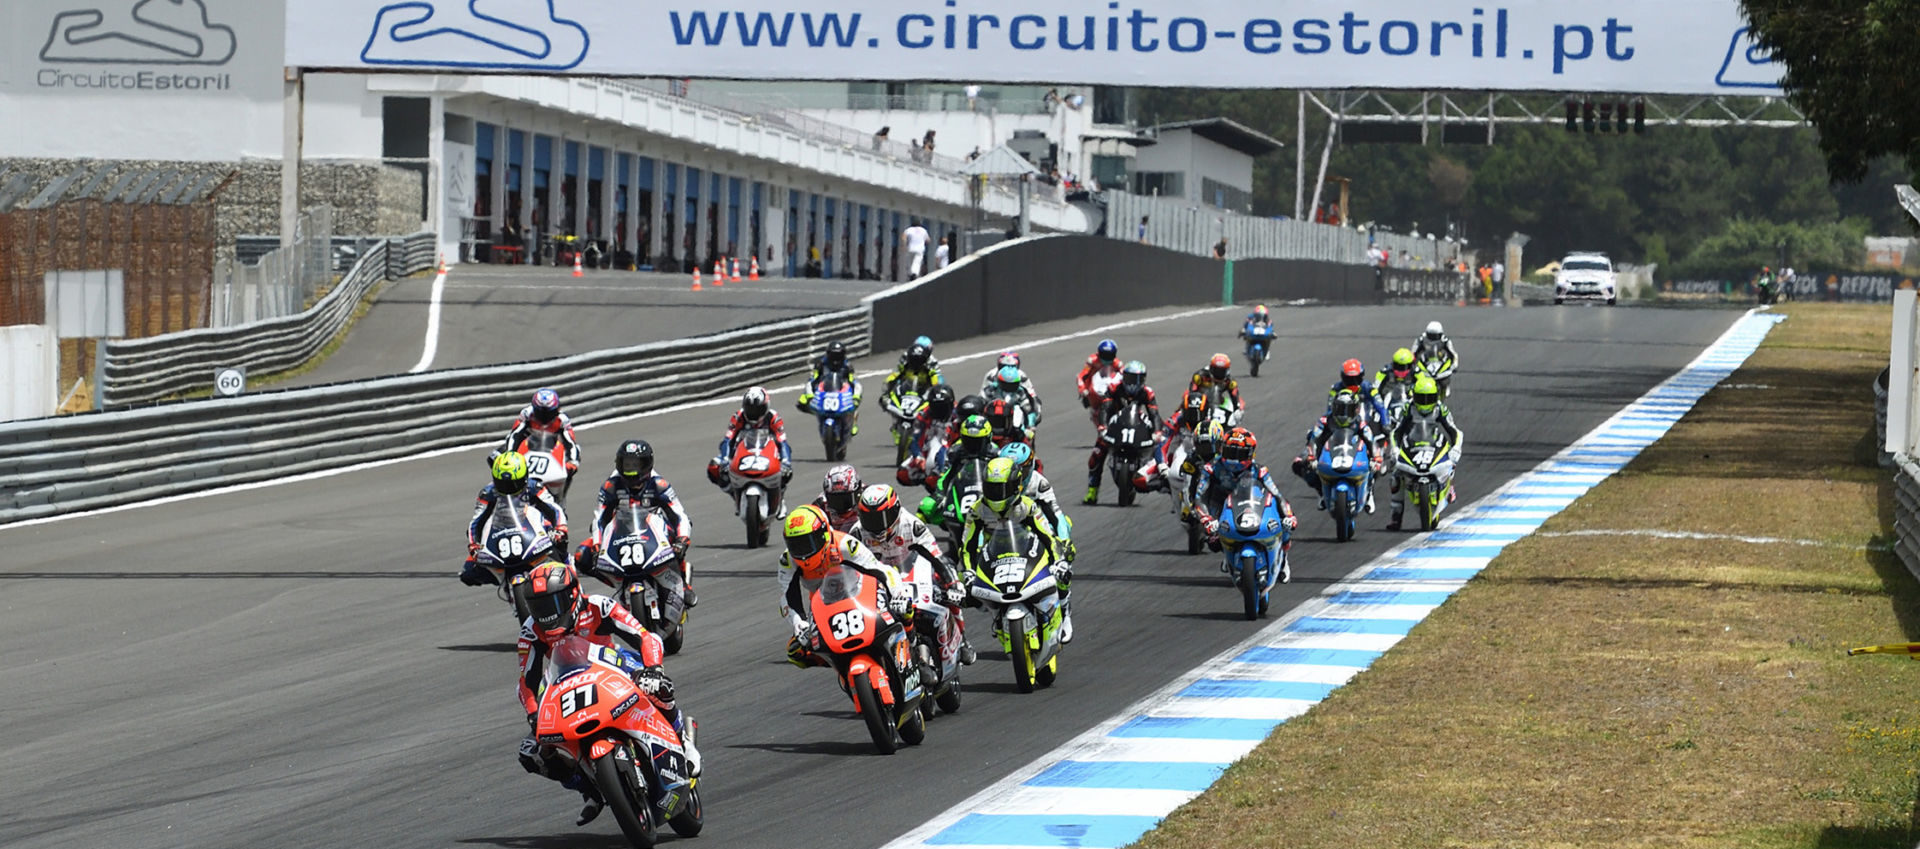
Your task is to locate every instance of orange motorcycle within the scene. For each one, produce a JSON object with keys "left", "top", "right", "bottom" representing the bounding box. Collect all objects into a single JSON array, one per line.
[{"left": 803, "top": 562, "right": 927, "bottom": 754}]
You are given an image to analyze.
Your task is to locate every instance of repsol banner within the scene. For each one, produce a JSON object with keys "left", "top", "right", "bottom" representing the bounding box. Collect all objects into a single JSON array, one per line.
[
  {"left": 1664, "top": 273, "right": 1915, "bottom": 302},
  {"left": 285, "top": 0, "right": 1780, "bottom": 95}
]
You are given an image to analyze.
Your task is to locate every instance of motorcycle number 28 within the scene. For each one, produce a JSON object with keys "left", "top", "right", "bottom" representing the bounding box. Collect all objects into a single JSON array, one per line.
[
  {"left": 828, "top": 611, "right": 866, "bottom": 640},
  {"left": 560, "top": 683, "right": 598, "bottom": 717}
]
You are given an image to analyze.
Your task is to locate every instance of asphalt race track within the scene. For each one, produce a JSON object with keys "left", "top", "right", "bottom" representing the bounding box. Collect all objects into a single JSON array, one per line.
[
  {"left": 0, "top": 303, "right": 1742, "bottom": 849},
  {"left": 287, "top": 265, "right": 891, "bottom": 387}
]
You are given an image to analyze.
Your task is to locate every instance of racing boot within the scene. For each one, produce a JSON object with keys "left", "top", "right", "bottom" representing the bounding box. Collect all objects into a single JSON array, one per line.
[
  {"left": 560, "top": 771, "right": 605, "bottom": 825},
  {"left": 671, "top": 711, "right": 703, "bottom": 778},
  {"left": 1365, "top": 491, "right": 1376, "bottom": 514},
  {"left": 1055, "top": 566, "right": 1075, "bottom": 644}
]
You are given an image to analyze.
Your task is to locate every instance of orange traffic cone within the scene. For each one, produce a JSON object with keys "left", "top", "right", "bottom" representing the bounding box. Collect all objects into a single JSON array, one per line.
[
  {"left": 437, "top": 252, "right": 448, "bottom": 275},
  {"left": 730, "top": 258, "right": 742, "bottom": 282},
  {"left": 691, "top": 267, "right": 703, "bottom": 291},
  {"left": 749, "top": 256, "right": 761, "bottom": 280},
  {"left": 572, "top": 252, "right": 584, "bottom": 278},
  {"left": 712, "top": 259, "right": 726, "bottom": 287}
]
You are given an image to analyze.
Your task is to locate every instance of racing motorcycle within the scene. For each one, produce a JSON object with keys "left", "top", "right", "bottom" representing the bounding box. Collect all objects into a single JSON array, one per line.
[
  {"left": 1419, "top": 348, "right": 1456, "bottom": 398},
  {"left": 723, "top": 428, "right": 786, "bottom": 549},
  {"left": 898, "top": 419, "right": 950, "bottom": 489},
  {"left": 474, "top": 499, "right": 563, "bottom": 622},
  {"left": 802, "top": 561, "right": 927, "bottom": 754},
  {"left": 517, "top": 429, "right": 575, "bottom": 502},
  {"left": 590, "top": 504, "right": 691, "bottom": 655},
  {"left": 963, "top": 523, "right": 1066, "bottom": 694},
  {"left": 903, "top": 552, "right": 965, "bottom": 718},
  {"left": 1155, "top": 430, "right": 1207, "bottom": 555},
  {"left": 1202, "top": 384, "right": 1243, "bottom": 429},
  {"left": 884, "top": 387, "right": 926, "bottom": 466},
  {"left": 807, "top": 368, "right": 860, "bottom": 462},
  {"left": 530, "top": 636, "right": 703, "bottom": 846},
  {"left": 1316, "top": 424, "right": 1373, "bottom": 543},
  {"left": 1099, "top": 400, "right": 1158, "bottom": 507},
  {"left": 1395, "top": 417, "right": 1457, "bottom": 532},
  {"left": 917, "top": 455, "right": 989, "bottom": 551},
  {"left": 1217, "top": 476, "right": 1290, "bottom": 620},
  {"left": 1242, "top": 322, "right": 1275, "bottom": 377}
]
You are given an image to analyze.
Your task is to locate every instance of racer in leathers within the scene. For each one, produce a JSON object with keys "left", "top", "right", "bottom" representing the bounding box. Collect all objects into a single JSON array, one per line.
[
  {"left": 1373, "top": 348, "right": 1427, "bottom": 404},
  {"left": 961, "top": 458, "right": 1077, "bottom": 642},
  {"left": 500, "top": 387, "right": 582, "bottom": 497},
  {"left": 1414, "top": 321, "right": 1459, "bottom": 375},
  {"left": 1083, "top": 360, "right": 1160, "bottom": 504},
  {"left": 513, "top": 562, "right": 700, "bottom": 824},
  {"left": 979, "top": 351, "right": 1031, "bottom": 395},
  {"left": 1187, "top": 354, "right": 1244, "bottom": 421},
  {"left": 984, "top": 361, "right": 1043, "bottom": 430},
  {"left": 999, "top": 441, "right": 1072, "bottom": 548},
  {"left": 885, "top": 341, "right": 943, "bottom": 394},
  {"left": 852, "top": 484, "right": 977, "bottom": 665},
  {"left": 1291, "top": 389, "right": 1383, "bottom": 513},
  {"left": 811, "top": 464, "right": 864, "bottom": 532},
  {"left": 1329, "top": 358, "right": 1393, "bottom": 441},
  {"left": 708, "top": 387, "right": 794, "bottom": 491},
  {"left": 1132, "top": 391, "right": 1210, "bottom": 494},
  {"left": 929, "top": 415, "right": 998, "bottom": 498},
  {"left": 985, "top": 397, "right": 1037, "bottom": 453},
  {"left": 798, "top": 340, "right": 863, "bottom": 436},
  {"left": 898, "top": 384, "right": 959, "bottom": 486},
  {"left": 577, "top": 439, "right": 698, "bottom": 608},
  {"left": 1191, "top": 428, "right": 1298, "bottom": 561},
  {"left": 1076, "top": 339, "right": 1124, "bottom": 426},
  {"left": 1240, "top": 304, "right": 1273, "bottom": 331},
  {"left": 777, "top": 504, "right": 913, "bottom": 668},
  {"left": 1387, "top": 374, "right": 1465, "bottom": 530},
  {"left": 462, "top": 452, "right": 570, "bottom": 586}
]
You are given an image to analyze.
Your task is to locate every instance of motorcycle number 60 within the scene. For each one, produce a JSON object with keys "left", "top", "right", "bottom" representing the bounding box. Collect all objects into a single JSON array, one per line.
[{"left": 828, "top": 611, "right": 865, "bottom": 640}]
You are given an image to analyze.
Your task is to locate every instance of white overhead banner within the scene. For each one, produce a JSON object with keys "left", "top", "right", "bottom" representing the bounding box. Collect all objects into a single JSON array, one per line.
[{"left": 285, "top": 0, "right": 1782, "bottom": 96}]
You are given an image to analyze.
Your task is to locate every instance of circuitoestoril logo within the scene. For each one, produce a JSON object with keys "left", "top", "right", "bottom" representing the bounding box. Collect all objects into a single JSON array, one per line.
[
  {"left": 1715, "top": 26, "right": 1782, "bottom": 90},
  {"left": 361, "top": 0, "right": 589, "bottom": 70},
  {"left": 40, "top": 0, "right": 236, "bottom": 65}
]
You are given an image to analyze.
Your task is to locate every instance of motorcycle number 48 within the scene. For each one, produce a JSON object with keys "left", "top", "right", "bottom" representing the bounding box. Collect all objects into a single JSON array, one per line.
[
  {"left": 736, "top": 454, "right": 771, "bottom": 472},
  {"left": 828, "top": 611, "right": 866, "bottom": 640},
  {"left": 560, "top": 683, "right": 598, "bottom": 717}
]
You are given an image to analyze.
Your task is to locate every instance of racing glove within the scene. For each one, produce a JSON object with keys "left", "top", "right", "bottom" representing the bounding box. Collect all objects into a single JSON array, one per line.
[
  {"left": 633, "top": 667, "right": 676, "bottom": 706},
  {"left": 459, "top": 563, "right": 498, "bottom": 586}
]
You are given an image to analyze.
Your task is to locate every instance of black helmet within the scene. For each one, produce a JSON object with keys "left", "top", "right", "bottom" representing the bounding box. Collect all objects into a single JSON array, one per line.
[
  {"left": 616, "top": 439, "right": 654, "bottom": 485},
  {"left": 955, "top": 394, "right": 987, "bottom": 424},
  {"left": 905, "top": 344, "right": 931, "bottom": 370},
  {"left": 741, "top": 386, "right": 769, "bottom": 422},
  {"left": 824, "top": 341, "right": 848, "bottom": 369},
  {"left": 926, "top": 384, "right": 956, "bottom": 419},
  {"left": 985, "top": 398, "right": 1014, "bottom": 435}
]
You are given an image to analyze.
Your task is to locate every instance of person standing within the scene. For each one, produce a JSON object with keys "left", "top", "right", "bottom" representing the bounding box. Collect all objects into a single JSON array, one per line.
[
  {"left": 935, "top": 234, "right": 952, "bottom": 270},
  {"left": 1491, "top": 260, "right": 1505, "bottom": 289},
  {"left": 902, "top": 220, "right": 931, "bottom": 279},
  {"left": 1137, "top": 216, "right": 1150, "bottom": 244}
]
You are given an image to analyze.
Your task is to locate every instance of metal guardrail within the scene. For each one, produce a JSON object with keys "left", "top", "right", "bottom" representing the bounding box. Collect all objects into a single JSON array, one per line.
[
  {"left": 1894, "top": 456, "right": 1920, "bottom": 582},
  {"left": 100, "top": 232, "right": 436, "bottom": 406},
  {"left": 0, "top": 307, "right": 870, "bottom": 522}
]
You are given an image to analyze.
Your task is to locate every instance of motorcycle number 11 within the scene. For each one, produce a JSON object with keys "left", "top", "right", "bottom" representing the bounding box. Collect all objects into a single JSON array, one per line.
[{"left": 829, "top": 611, "right": 866, "bottom": 640}]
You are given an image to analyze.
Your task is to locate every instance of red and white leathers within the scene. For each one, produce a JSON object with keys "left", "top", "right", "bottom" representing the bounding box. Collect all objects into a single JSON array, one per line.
[
  {"left": 776, "top": 533, "right": 910, "bottom": 664},
  {"left": 1076, "top": 354, "right": 1126, "bottom": 421},
  {"left": 853, "top": 511, "right": 962, "bottom": 602},
  {"left": 516, "top": 595, "right": 668, "bottom": 716},
  {"left": 899, "top": 408, "right": 959, "bottom": 486},
  {"left": 501, "top": 407, "right": 583, "bottom": 476},
  {"left": 708, "top": 408, "right": 794, "bottom": 486},
  {"left": 809, "top": 493, "right": 861, "bottom": 532},
  {"left": 1132, "top": 406, "right": 1205, "bottom": 491}
]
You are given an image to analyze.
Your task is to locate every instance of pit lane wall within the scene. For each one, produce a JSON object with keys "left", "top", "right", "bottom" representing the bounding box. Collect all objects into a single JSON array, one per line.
[{"left": 865, "top": 235, "right": 1467, "bottom": 351}]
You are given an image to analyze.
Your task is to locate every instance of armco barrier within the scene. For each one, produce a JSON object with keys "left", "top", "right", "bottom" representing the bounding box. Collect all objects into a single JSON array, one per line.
[
  {"left": 0, "top": 308, "right": 868, "bottom": 522},
  {"left": 1895, "top": 457, "right": 1920, "bottom": 583},
  {"left": 100, "top": 231, "right": 437, "bottom": 406},
  {"left": 866, "top": 236, "right": 1470, "bottom": 351}
]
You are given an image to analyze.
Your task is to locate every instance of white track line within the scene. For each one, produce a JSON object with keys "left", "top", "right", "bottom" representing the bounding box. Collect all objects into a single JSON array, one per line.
[
  {"left": 408, "top": 269, "right": 449, "bottom": 374},
  {"left": 0, "top": 304, "right": 1234, "bottom": 531}
]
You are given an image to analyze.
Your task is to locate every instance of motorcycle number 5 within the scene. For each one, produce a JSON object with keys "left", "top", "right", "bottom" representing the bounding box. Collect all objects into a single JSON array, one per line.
[
  {"left": 736, "top": 454, "right": 771, "bottom": 472},
  {"left": 560, "top": 683, "right": 598, "bottom": 717},
  {"left": 828, "top": 611, "right": 866, "bottom": 640}
]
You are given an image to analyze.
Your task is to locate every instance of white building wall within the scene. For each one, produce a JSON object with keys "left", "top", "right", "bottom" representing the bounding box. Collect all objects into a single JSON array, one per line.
[
  {"left": 1191, "top": 136, "right": 1255, "bottom": 195},
  {"left": 1131, "top": 132, "right": 1193, "bottom": 199}
]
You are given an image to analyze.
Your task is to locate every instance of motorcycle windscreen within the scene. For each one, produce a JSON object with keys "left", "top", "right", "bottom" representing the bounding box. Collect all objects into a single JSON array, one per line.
[
  {"left": 479, "top": 501, "right": 547, "bottom": 566},
  {"left": 521, "top": 430, "right": 567, "bottom": 482},
  {"left": 1320, "top": 426, "right": 1363, "bottom": 475},
  {"left": 1402, "top": 419, "right": 1446, "bottom": 466},
  {"left": 607, "top": 505, "right": 667, "bottom": 571},
  {"left": 985, "top": 524, "right": 1045, "bottom": 588},
  {"left": 544, "top": 635, "right": 604, "bottom": 685},
  {"left": 816, "top": 564, "right": 867, "bottom": 606},
  {"left": 1228, "top": 477, "right": 1270, "bottom": 537}
]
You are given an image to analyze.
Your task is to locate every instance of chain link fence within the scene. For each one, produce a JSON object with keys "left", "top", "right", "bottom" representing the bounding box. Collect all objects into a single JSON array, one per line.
[{"left": 207, "top": 206, "right": 335, "bottom": 327}]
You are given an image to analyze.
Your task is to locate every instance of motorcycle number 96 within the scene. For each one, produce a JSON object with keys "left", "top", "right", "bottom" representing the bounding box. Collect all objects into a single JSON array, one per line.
[
  {"left": 496, "top": 536, "right": 527, "bottom": 557},
  {"left": 828, "top": 611, "right": 866, "bottom": 640}
]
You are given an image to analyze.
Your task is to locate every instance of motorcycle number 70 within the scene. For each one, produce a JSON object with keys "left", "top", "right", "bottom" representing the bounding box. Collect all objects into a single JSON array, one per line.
[{"left": 828, "top": 611, "right": 866, "bottom": 640}]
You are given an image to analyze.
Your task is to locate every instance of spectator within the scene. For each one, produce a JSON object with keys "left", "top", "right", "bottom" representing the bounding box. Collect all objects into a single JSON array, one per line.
[
  {"left": 1492, "top": 261, "right": 1505, "bottom": 287},
  {"left": 965, "top": 84, "right": 981, "bottom": 110},
  {"left": 873, "top": 126, "right": 890, "bottom": 152},
  {"left": 935, "top": 234, "right": 952, "bottom": 270},
  {"left": 1214, "top": 237, "right": 1228, "bottom": 260},
  {"left": 1137, "top": 215, "right": 1150, "bottom": 244},
  {"left": 902, "top": 220, "right": 931, "bottom": 279},
  {"left": 967, "top": 147, "right": 982, "bottom": 162},
  {"left": 922, "top": 130, "right": 937, "bottom": 158}
]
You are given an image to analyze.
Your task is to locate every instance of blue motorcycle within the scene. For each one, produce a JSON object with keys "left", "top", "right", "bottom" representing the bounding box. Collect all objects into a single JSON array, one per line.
[
  {"left": 1216, "top": 476, "right": 1290, "bottom": 619},
  {"left": 1316, "top": 424, "right": 1372, "bottom": 543},
  {"left": 1241, "top": 321, "right": 1275, "bottom": 377},
  {"left": 808, "top": 369, "right": 860, "bottom": 462}
]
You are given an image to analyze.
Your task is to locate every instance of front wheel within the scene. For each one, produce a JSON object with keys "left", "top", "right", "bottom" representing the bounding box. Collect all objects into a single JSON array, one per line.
[
  {"left": 593, "top": 748, "right": 659, "bottom": 849},
  {"left": 1419, "top": 485, "right": 1442, "bottom": 532},
  {"left": 1116, "top": 466, "right": 1137, "bottom": 507},
  {"left": 854, "top": 676, "right": 898, "bottom": 755},
  {"left": 1185, "top": 517, "right": 1204, "bottom": 555},
  {"left": 1011, "top": 621, "right": 1035, "bottom": 694},
  {"left": 1237, "top": 553, "right": 1260, "bottom": 621},
  {"left": 1332, "top": 490, "right": 1354, "bottom": 543},
  {"left": 663, "top": 624, "right": 686, "bottom": 655},
  {"left": 898, "top": 701, "right": 927, "bottom": 745},
  {"left": 1249, "top": 349, "right": 1263, "bottom": 377},
  {"left": 667, "top": 784, "right": 703, "bottom": 838}
]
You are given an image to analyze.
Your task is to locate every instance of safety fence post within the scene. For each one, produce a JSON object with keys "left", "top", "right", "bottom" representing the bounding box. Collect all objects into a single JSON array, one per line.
[{"left": 1223, "top": 259, "right": 1235, "bottom": 305}]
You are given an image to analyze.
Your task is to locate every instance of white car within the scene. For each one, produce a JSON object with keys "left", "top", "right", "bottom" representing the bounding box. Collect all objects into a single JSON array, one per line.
[{"left": 1554, "top": 253, "right": 1617, "bottom": 305}]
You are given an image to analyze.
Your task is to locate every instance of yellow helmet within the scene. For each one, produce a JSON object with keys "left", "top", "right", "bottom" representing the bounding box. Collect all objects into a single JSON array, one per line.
[
  {"left": 982, "top": 457, "right": 1020, "bottom": 513},
  {"left": 783, "top": 505, "right": 838, "bottom": 580},
  {"left": 490, "top": 452, "right": 530, "bottom": 494}
]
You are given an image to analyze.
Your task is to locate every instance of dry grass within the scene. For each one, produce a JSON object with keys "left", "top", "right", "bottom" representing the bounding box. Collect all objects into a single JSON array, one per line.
[{"left": 1135, "top": 304, "right": 1920, "bottom": 849}]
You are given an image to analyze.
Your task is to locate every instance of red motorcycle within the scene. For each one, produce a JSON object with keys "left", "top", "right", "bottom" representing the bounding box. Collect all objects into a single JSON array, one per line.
[
  {"left": 724, "top": 427, "right": 786, "bottom": 548},
  {"left": 530, "top": 636, "right": 702, "bottom": 847},
  {"left": 804, "top": 562, "right": 927, "bottom": 754}
]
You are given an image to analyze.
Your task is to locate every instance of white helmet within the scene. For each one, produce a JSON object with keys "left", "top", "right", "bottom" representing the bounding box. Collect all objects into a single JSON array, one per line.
[{"left": 1424, "top": 321, "right": 1445, "bottom": 341}]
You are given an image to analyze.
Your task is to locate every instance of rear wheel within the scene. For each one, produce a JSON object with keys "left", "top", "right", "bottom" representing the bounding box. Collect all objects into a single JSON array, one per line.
[
  {"left": 1238, "top": 553, "right": 1260, "bottom": 621},
  {"left": 1185, "top": 517, "right": 1204, "bottom": 555},
  {"left": 667, "top": 784, "right": 703, "bottom": 838},
  {"left": 854, "top": 676, "right": 898, "bottom": 754},
  {"left": 594, "top": 748, "right": 659, "bottom": 849},
  {"left": 936, "top": 678, "right": 963, "bottom": 714}
]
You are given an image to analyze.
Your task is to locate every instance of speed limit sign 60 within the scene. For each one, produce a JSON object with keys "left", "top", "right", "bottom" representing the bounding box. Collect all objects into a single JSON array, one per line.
[{"left": 215, "top": 367, "right": 246, "bottom": 397}]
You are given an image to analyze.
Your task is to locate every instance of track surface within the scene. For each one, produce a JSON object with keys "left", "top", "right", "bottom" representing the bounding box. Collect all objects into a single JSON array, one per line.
[
  {"left": 288, "top": 266, "right": 888, "bottom": 387},
  {"left": 0, "top": 304, "right": 1740, "bottom": 849}
]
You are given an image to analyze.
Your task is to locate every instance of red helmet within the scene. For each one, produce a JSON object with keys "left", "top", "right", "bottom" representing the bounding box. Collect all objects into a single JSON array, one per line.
[
  {"left": 1341, "top": 358, "right": 1364, "bottom": 379},
  {"left": 1207, "top": 353, "right": 1231, "bottom": 381},
  {"left": 1222, "top": 427, "right": 1257, "bottom": 464},
  {"left": 1252, "top": 305, "right": 1269, "bottom": 318},
  {"left": 985, "top": 398, "right": 1015, "bottom": 433},
  {"left": 518, "top": 563, "right": 582, "bottom": 640}
]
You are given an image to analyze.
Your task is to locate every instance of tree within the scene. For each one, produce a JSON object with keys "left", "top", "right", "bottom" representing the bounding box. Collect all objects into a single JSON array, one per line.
[{"left": 1741, "top": 0, "right": 1920, "bottom": 181}]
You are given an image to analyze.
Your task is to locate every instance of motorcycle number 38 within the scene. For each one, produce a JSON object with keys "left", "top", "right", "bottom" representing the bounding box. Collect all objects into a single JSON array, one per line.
[{"left": 828, "top": 611, "right": 866, "bottom": 640}]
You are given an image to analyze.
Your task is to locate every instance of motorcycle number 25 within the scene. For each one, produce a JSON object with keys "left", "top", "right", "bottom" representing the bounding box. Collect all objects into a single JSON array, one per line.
[
  {"left": 560, "top": 683, "right": 598, "bottom": 717},
  {"left": 828, "top": 610, "right": 866, "bottom": 640}
]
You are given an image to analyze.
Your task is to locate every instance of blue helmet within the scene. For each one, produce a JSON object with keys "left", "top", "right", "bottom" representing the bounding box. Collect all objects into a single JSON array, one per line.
[
  {"left": 997, "top": 364, "right": 1022, "bottom": 385},
  {"left": 998, "top": 442, "right": 1035, "bottom": 487},
  {"left": 914, "top": 335, "right": 934, "bottom": 352},
  {"left": 1096, "top": 339, "right": 1118, "bottom": 362}
]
